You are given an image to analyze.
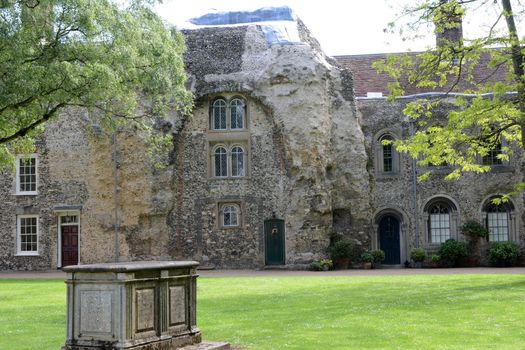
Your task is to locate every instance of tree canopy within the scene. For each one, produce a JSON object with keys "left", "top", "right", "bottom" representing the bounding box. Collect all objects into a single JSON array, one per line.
[
  {"left": 375, "top": 0, "right": 525, "bottom": 196},
  {"left": 0, "top": 0, "right": 192, "bottom": 167}
]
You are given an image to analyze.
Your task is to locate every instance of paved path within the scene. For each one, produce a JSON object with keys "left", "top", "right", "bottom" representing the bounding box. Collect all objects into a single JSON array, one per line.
[{"left": 1, "top": 267, "right": 524, "bottom": 279}]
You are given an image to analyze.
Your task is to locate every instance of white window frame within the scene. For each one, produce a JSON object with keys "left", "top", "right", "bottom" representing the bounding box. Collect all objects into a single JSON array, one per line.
[
  {"left": 16, "top": 215, "right": 39, "bottom": 256},
  {"left": 15, "top": 154, "right": 38, "bottom": 195}
]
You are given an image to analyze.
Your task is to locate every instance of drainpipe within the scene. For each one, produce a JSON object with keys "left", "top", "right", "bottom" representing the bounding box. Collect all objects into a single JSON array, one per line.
[
  {"left": 112, "top": 132, "right": 121, "bottom": 262},
  {"left": 409, "top": 121, "right": 420, "bottom": 248}
]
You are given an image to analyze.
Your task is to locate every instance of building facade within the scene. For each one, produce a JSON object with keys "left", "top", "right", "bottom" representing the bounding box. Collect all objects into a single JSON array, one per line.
[{"left": 0, "top": 7, "right": 523, "bottom": 270}]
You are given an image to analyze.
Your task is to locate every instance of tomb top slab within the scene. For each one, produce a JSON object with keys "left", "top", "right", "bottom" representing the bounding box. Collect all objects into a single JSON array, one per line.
[{"left": 62, "top": 260, "right": 199, "bottom": 273}]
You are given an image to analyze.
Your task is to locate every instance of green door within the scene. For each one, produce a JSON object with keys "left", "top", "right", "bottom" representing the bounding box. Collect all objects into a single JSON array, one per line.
[{"left": 264, "top": 218, "right": 285, "bottom": 265}]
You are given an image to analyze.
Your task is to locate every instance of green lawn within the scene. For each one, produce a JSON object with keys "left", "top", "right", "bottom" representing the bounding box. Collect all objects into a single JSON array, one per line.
[{"left": 1, "top": 275, "right": 525, "bottom": 349}]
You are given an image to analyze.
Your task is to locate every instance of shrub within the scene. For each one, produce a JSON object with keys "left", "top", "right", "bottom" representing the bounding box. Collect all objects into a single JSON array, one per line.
[
  {"left": 329, "top": 240, "right": 354, "bottom": 261},
  {"left": 431, "top": 254, "right": 440, "bottom": 263},
  {"left": 410, "top": 248, "right": 426, "bottom": 262},
  {"left": 487, "top": 242, "right": 520, "bottom": 267},
  {"left": 460, "top": 220, "right": 489, "bottom": 239},
  {"left": 438, "top": 239, "right": 468, "bottom": 267},
  {"left": 371, "top": 249, "right": 385, "bottom": 263},
  {"left": 309, "top": 261, "right": 324, "bottom": 271},
  {"left": 360, "top": 251, "right": 374, "bottom": 263}
]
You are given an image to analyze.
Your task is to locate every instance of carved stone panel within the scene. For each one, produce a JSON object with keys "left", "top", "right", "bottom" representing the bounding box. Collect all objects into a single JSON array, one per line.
[
  {"left": 169, "top": 286, "right": 186, "bottom": 325},
  {"left": 136, "top": 288, "right": 155, "bottom": 331},
  {"left": 79, "top": 290, "right": 113, "bottom": 334}
]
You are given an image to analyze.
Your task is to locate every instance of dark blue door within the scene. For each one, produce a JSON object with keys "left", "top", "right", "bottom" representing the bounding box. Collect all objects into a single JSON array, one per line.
[{"left": 379, "top": 215, "right": 400, "bottom": 264}]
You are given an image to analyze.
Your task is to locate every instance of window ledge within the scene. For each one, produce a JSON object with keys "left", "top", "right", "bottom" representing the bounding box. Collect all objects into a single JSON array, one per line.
[
  {"left": 15, "top": 252, "right": 39, "bottom": 257},
  {"left": 14, "top": 191, "right": 38, "bottom": 196}
]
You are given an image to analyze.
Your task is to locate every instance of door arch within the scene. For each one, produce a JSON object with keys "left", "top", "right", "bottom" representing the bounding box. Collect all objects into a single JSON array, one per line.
[{"left": 378, "top": 215, "right": 401, "bottom": 264}]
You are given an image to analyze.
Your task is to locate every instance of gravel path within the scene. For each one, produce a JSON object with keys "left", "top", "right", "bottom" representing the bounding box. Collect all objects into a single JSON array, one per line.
[{"left": 1, "top": 267, "right": 524, "bottom": 279}]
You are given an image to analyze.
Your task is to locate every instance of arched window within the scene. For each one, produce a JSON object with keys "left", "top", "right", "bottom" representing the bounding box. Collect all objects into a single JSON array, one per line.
[
  {"left": 381, "top": 135, "right": 394, "bottom": 172},
  {"left": 231, "top": 146, "right": 245, "bottom": 177},
  {"left": 230, "top": 98, "right": 245, "bottom": 129},
  {"left": 424, "top": 198, "right": 458, "bottom": 244},
  {"left": 222, "top": 204, "right": 239, "bottom": 227},
  {"left": 484, "top": 198, "right": 513, "bottom": 242},
  {"left": 428, "top": 202, "right": 451, "bottom": 243},
  {"left": 214, "top": 146, "right": 227, "bottom": 177},
  {"left": 212, "top": 99, "right": 227, "bottom": 130},
  {"left": 376, "top": 133, "right": 399, "bottom": 175}
]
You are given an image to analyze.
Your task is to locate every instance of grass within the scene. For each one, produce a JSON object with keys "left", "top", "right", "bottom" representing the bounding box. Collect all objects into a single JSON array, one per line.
[{"left": 1, "top": 275, "right": 525, "bottom": 349}]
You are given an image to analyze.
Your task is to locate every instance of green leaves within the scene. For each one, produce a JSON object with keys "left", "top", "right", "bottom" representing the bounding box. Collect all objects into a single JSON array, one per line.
[{"left": 0, "top": 0, "right": 192, "bottom": 168}]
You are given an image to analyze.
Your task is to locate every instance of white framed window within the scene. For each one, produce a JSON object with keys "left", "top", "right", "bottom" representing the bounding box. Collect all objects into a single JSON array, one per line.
[
  {"left": 16, "top": 154, "right": 38, "bottom": 195},
  {"left": 375, "top": 133, "right": 399, "bottom": 175},
  {"left": 221, "top": 204, "right": 240, "bottom": 227},
  {"left": 484, "top": 198, "right": 513, "bottom": 242},
  {"left": 424, "top": 198, "right": 458, "bottom": 244},
  {"left": 210, "top": 97, "right": 246, "bottom": 131},
  {"left": 482, "top": 142, "right": 503, "bottom": 166},
  {"left": 17, "top": 215, "right": 39, "bottom": 255}
]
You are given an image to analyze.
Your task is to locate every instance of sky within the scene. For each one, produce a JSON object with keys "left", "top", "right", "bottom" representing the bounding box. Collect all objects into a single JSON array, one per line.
[{"left": 154, "top": 0, "right": 514, "bottom": 56}]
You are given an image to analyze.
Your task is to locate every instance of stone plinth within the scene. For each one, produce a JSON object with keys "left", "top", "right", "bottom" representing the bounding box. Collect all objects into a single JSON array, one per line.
[{"left": 62, "top": 261, "right": 202, "bottom": 350}]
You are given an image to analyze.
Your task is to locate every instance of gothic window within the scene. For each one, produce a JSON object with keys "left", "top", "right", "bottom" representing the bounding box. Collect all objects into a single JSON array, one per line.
[
  {"left": 17, "top": 215, "right": 39, "bottom": 255},
  {"left": 231, "top": 146, "right": 245, "bottom": 177},
  {"left": 376, "top": 133, "right": 399, "bottom": 175},
  {"left": 16, "top": 154, "right": 37, "bottom": 195},
  {"left": 424, "top": 198, "right": 458, "bottom": 244},
  {"left": 484, "top": 198, "right": 513, "bottom": 242},
  {"left": 214, "top": 146, "right": 227, "bottom": 177},
  {"left": 221, "top": 204, "right": 240, "bottom": 227},
  {"left": 212, "top": 99, "right": 227, "bottom": 130},
  {"left": 230, "top": 98, "right": 245, "bottom": 129}
]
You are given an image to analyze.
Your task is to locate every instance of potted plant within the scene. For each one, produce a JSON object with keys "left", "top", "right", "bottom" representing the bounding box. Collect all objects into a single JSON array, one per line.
[
  {"left": 461, "top": 220, "right": 489, "bottom": 266},
  {"left": 410, "top": 248, "right": 426, "bottom": 268},
  {"left": 360, "top": 251, "right": 374, "bottom": 269},
  {"left": 430, "top": 254, "right": 440, "bottom": 268},
  {"left": 329, "top": 240, "right": 354, "bottom": 270},
  {"left": 371, "top": 249, "right": 385, "bottom": 268}
]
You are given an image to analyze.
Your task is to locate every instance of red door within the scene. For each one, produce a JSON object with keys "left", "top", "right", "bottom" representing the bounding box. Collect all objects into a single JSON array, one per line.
[{"left": 61, "top": 225, "right": 78, "bottom": 267}]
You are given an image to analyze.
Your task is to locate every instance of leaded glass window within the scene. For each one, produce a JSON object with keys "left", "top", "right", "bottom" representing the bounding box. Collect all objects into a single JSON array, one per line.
[
  {"left": 230, "top": 98, "right": 244, "bottom": 129},
  {"left": 482, "top": 143, "right": 503, "bottom": 165},
  {"left": 222, "top": 204, "right": 239, "bottom": 227},
  {"left": 231, "top": 146, "right": 244, "bottom": 177},
  {"left": 383, "top": 143, "right": 393, "bottom": 172},
  {"left": 17, "top": 155, "right": 37, "bottom": 194},
  {"left": 486, "top": 202, "right": 510, "bottom": 241},
  {"left": 212, "top": 99, "right": 227, "bottom": 130},
  {"left": 429, "top": 203, "right": 451, "bottom": 243},
  {"left": 214, "top": 147, "right": 227, "bottom": 177},
  {"left": 18, "top": 216, "right": 38, "bottom": 254}
]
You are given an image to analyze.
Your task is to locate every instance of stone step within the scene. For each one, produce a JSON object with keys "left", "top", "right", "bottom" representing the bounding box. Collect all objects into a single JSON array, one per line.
[{"left": 179, "top": 341, "right": 231, "bottom": 350}]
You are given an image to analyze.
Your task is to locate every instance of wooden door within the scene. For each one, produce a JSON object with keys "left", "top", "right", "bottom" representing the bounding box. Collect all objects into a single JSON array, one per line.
[
  {"left": 264, "top": 219, "right": 285, "bottom": 265},
  {"left": 379, "top": 215, "right": 401, "bottom": 264},
  {"left": 61, "top": 225, "right": 78, "bottom": 267}
]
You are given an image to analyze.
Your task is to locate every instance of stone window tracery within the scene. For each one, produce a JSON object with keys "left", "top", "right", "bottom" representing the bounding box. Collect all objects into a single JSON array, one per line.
[
  {"left": 221, "top": 204, "right": 240, "bottom": 227},
  {"left": 231, "top": 146, "right": 245, "bottom": 177},
  {"left": 423, "top": 197, "right": 458, "bottom": 244},
  {"left": 213, "top": 146, "right": 227, "bottom": 177},
  {"left": 210, "top": 97, "right": 246, "bottom": 131},
  {"left": 483, "top": 197, "right": 514, "bottom": 242}
]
